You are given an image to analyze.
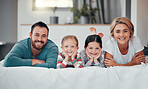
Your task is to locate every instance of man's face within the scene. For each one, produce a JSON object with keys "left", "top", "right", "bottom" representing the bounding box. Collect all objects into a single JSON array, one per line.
[{"left": 30, "top": 26, "right": 48, "bottom": 51}]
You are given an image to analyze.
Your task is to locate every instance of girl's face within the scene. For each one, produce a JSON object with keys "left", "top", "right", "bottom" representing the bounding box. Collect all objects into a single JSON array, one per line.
[
  {"left": 85, "top": 42, "right": 102, "bottom": 57},
  {"left": 62, "top": 39, "right": 78, "bottom": 56},
  {"left": 113, "top": 24, "right": 130, "bottom": 45}
]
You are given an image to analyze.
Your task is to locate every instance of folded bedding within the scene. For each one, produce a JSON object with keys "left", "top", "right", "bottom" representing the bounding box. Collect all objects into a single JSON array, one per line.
[{"left": 0, "top": 60, "right": 148, "bottom": 89}]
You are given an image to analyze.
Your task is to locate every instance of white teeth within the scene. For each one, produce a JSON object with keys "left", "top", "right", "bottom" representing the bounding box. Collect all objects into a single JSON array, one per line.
[
  {"left": 36, "top": 42, "right": 42, "bottom": 45},
  {"left": 119, "top": 38, "right": 125, "bottom": 40}
]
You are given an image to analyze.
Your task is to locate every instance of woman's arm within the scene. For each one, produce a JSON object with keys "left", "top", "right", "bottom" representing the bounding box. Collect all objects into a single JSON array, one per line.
[{"left": 104, "top": 51, "right": 145, "bottom": 67}]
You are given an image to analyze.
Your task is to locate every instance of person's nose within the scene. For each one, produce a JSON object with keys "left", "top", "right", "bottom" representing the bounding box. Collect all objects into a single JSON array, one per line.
[
  {"left": 120, "top": 31, "right": 124, "bottom": 36},
  {"left": 68, "top": 47, "right": 71, "bottom": 50},
  {"left": 38, "top": 36, "right": 42, "bottom": 41},
  {"left": 92, "top": 49, "right": 96, "bottom": 53}
]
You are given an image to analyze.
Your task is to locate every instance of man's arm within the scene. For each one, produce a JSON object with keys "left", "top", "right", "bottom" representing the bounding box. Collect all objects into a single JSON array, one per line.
[
  {"left": 33, "top": 46, "right": 58, "bottom": 68},
  {"left": 4, "top": 43, "right": 32, "bottom": 67}
]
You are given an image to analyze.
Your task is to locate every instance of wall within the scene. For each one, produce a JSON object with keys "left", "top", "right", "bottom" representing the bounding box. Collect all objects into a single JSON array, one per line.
[
  {"left": 0, "top": 0, "right": 17, "bottom": 43},
  {"left": 137, "top": 0, "right": 148, "bottom": 46},
  {"left": 19, "top": 25, "right": 110, "bottom": 52},
  {"left": 0, "top": 0, "right": 17, "bottom": 60}
]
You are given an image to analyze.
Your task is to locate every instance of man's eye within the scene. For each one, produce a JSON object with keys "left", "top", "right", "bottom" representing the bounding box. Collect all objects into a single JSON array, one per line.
[
  {"left": 42, "top": 34, "right": 47, "bottom": 38},
  {"left": 35, "top": 34, "right": 39, "bottom": 36}
]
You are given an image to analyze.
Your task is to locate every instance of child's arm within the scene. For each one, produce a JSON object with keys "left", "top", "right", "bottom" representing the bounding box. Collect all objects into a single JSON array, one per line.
[
  {"left": 72, "top": 55, "right": 83, "bottom": 68},
  {"left": 93, "top": 49, "right": 102, "bottom": 66},
  {"left": 84, "top": 50, "right": 93, "bottom": 66},
  {"left": 57, "top": 53, "right": 68, "bottom": 68}
]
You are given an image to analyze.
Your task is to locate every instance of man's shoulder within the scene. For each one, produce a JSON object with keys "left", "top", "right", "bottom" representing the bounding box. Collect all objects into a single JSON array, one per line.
[
  {"left": 16, "top": 38, "right": 30, "bottom": 48},
  {"left": 46, "top": 39, "right": 58, "bottom": 48}
]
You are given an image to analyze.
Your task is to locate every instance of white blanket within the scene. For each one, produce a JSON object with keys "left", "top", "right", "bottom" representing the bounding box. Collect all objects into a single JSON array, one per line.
[{"left": 0, "top": 60, "right": 148, "bottom": 89}]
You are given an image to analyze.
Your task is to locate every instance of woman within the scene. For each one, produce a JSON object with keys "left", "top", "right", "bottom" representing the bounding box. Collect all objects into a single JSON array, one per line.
[{"left": 104, "top": 17, "right": 145, "bottom": 67}]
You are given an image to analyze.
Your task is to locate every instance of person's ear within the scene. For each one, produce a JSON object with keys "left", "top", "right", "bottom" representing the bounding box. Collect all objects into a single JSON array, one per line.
[
  {"left": 61, "top": 46, "right": 63, "bottom": 49},
  {"left": 77, "top": 47, "right": 79, "bottom": 50},
  {"left": 84, "top": 46, "right": 86, "bottom": 50},
  {"left": 29, "top": 32, "right": 32, "bottom": 38}
]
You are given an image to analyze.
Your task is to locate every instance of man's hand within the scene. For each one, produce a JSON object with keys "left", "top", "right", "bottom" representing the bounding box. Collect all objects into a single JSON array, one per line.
[{"left": 32, "top": 59, "right": 45, "bottom": 66}]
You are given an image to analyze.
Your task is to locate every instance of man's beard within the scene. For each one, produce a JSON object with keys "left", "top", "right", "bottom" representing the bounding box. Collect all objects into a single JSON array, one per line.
[{"left": 31, "top": 39, "right": 46, "bottom": 50}]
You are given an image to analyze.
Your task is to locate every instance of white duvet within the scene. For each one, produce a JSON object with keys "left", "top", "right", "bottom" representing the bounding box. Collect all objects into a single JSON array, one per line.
[{"left": 0, "top": 60, "right": 148, "bottom": 89}]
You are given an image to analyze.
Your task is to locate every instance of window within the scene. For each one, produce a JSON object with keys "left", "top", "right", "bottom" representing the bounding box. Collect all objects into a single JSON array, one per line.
[{"left": 33, "top": 0, "right": 73, "bottom": 10}]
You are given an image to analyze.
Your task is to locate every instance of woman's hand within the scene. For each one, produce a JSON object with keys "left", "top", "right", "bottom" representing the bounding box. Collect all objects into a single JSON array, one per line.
[
  {"left": 131, "top": 53, "right": 145, "bottom": 65},
  {"left": 104, "top": 57, "right": 117, "bottom": 67}
]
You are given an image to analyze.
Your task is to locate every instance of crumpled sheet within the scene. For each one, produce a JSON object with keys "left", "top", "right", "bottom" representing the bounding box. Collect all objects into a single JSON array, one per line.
[{"left": 0, "top": 60, "right": 148, "bottom": 89}]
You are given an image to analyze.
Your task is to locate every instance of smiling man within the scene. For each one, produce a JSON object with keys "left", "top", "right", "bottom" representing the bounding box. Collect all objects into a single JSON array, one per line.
[{"left": 4, "top": 21, "right": 58, "bottom": 68}]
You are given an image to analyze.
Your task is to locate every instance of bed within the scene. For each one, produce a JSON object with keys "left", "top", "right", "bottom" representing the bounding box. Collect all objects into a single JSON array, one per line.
[{"left": 0, "top": 60, "right": 148, "bottom": 89}]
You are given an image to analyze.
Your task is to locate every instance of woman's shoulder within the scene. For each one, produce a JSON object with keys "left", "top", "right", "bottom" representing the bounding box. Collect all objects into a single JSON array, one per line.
[{"left": 131, "top": 36, "right": 142, "bottom": 44}]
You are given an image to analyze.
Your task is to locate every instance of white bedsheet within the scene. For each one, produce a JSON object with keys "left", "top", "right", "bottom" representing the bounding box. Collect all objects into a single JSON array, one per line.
[{"left": 0, "top": 60, "right": 148, "bottom": 89}]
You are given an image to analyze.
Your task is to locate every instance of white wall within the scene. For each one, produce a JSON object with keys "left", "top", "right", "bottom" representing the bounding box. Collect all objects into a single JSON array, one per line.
[
  {"left": 18, "top": 0, "right": 73, "bottom": 40},
  {"left": 137, "top": 0, "right": 148, "bottom": 46},
  {"left": 19, "top": 25, "right": 110, "bottom": 52}
]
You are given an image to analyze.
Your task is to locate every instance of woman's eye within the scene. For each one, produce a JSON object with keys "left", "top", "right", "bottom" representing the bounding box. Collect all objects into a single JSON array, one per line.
[
  {"left": 124, "top": 30, "right": 128, "bottom": 33},
  {"left": 116, "top": 30, "right": 120, "bottom": 33}
]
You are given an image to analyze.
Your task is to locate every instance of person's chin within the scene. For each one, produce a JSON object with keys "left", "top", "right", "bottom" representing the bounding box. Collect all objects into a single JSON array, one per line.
[{"left": 67, "top": 54, "right": 72, "bottom": 57}]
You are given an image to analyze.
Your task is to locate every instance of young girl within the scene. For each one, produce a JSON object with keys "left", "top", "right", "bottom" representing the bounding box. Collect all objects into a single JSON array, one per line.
[
  {"left": 104, "top": 17, "right": 145, "bottom": 67},
  {"left": 57, "top": 35, "right": 83, "bottom": 68},
  {"left": 80, "top": 34, "right": 105, "bottom": 67}
]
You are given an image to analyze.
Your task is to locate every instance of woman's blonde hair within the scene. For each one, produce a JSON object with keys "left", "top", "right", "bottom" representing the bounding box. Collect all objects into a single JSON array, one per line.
[
  {"left": 110, "top": 17, "right": 134, "bottom": 38},
  {"left": 61, "top": 35, "right": 78, "bottom": 47}
]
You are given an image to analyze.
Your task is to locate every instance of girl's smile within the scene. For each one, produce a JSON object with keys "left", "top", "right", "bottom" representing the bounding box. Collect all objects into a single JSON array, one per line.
[{"left": 85, "top": 42, "right": 101, "bottom": 57}]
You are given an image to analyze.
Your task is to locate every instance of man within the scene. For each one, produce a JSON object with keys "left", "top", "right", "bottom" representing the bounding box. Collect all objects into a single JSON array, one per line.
[{"left": 4, "top": 21, "right": 58, "bottom": 68}]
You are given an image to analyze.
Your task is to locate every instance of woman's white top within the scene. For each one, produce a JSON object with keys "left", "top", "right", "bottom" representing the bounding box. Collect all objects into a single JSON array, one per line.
[{"left": 104, "top": 36, "right": 144, "bottom": 64}]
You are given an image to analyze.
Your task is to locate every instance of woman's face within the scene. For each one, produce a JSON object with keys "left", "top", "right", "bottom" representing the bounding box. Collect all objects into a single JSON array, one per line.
[
  {"left": 85, "top": 42, "right": 101, "bottom": 58},
  {"left": 113, "top": 24, "right": 130, "bottom": 45}
]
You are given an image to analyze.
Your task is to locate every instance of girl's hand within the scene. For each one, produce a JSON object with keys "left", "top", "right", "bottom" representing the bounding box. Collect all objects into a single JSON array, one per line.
[
  {"left": 94, "top": 49, "right": 102, "bottom": 60},
  {"left": 62, "top": 50, "right": 69, "bottom": 62},
  {"left": 71, "top": 48, "right": 77, "bottom": 59},
  {"left": 104, "top": 57, "right": 117, "bottom": 67},
  {"left": 86, "top": 50, "right": 94, "bottom": 63},
  {"left": 94, "top": 49, "right": 102, "bottom": 64}
]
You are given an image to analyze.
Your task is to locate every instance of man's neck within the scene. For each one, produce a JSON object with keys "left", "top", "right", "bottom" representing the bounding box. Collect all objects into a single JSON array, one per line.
[{"left": 31, "top": 46, "right": 41, "bottom": 58}]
